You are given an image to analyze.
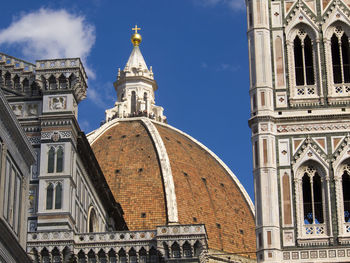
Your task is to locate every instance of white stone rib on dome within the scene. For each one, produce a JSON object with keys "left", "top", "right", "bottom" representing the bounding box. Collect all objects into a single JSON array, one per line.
[
  {"left": 87, "top": 117, "right": 179, "bottom": 224},
  {"left": 153, "top": 120, "right": 255, "bottom": 216},
  {"left": 87, "top": 117, "right": 255, "bottom": 218}
]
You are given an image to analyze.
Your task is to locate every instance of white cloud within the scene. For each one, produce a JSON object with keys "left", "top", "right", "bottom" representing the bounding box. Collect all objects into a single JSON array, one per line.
[
  {"left": 79, "top": 120, "right": 91, "bottom": 132},
  {"left": 87, "top": 82, "right": 115, "bottom": 109},
  {"left": 195, "top": 0, "right": 245, "bottom": 11},
  {"left": 0, "top": 8, "right": 96, "bottom": 78},
  {"left": 217, "top": 63, "right": 240, "bottom": 72}
]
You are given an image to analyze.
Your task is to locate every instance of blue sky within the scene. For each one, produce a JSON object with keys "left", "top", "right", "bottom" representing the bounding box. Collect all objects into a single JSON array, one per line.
[{"left": 0, "top": 0, "right": 254, "bottom": 199}]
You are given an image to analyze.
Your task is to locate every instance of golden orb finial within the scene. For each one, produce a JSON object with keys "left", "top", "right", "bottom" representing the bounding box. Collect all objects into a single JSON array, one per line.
[{"left": 131, "top": 25, "right": 142, "bottom": 46}]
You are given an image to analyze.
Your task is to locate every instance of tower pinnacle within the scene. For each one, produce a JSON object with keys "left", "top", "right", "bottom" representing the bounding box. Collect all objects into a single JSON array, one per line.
[
  {"left": 104, "top": 27, "right": 166, "bottom": 123},
  {"left": 131, "top": 25, "right": 142, "bottom": 46}
]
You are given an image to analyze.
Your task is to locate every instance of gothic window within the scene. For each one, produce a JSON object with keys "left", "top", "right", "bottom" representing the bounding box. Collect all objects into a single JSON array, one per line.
[
  {"left": 183, "top": 242, "right": 192, "bottom": 257},
  {"left": 55, "top": 183, "right": 62, "bottom": 209},
  {"left": 4, "top": 72, "right": 11, "bottom": 87},
  {"left": 294, "top": 31, "right": 315, "bottom": 86},
  {"left": 193, "top": 241, "right": 203, "bottom": 257},
  {"left": 171, "top": 242, "right": 181, "bottom": 258},
  {"left": 108, "top": 250, "right": 117, "bottom": 263},
  {"left": 129, "top": 248, "right": 137, "bottom": 263},
  {"left": 23, "top": 78, "right": 30, "bottom": 93},
  {"left": 118, "top": 249, "right": 127, "bottom": 263},
  {"left": 331, "top": 27, "right": 350, "bottom": 84},
  {"left": 58, "top": 74, "right": 67, "bottom": 89},
  {"left": 342, "top": 167, "right": 350, "bottom": 222},
  {"left": 48, "top": 75, "right": 57, "bottom": 90},
  {"left": 56, "top": 146, "right": 64, "bottom": 172},
  {"left": 144, "top": 92, "right": 148, "bottom": 110},
  {"left": 88, "top": 207, "right": 98, "bottom": 232},
  {"left": 302, "top": 167, "right": 324, "bottom": 224},
  {"left": 48, "top": 146, "right": 64, "bottom": 173},
  {"left": 149, "top": 247, "right": 157, "bottom": 263},
  {"left": 48, "top": 147, "right": 55, "bottom": 173},
  {"left": 13, "top": 75, "right": 20, "bottom": 90},
  {"left": 131, "top": 91, "right": 137, "bottom": 114},
  {"left": 139, "top": 248, "right": 147, "bottom": 263},
  {"left": 46, "top": 182, "right": 63, "bottom": 210},
  {"left": 46, "top": 183, "right": 54, "bottom": 210}
]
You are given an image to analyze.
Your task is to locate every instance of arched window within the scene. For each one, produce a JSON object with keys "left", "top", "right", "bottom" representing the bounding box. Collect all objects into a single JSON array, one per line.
[
  {"left": 48, "top": 147, "right": 55, "bottom": 173},
  {"left": 143, "top": 92, "right": 148, "bottom": 111},
  {"left": 48, "top": 75, "right": 57, "bottom": 90},
  {"left": 4, "top": 72, "right": 11, "bottom": 87},
  {"left": 59, "top": 74, "right": 67, "bottom": 89},
  {"left": 129, "top": 248, "right": 137, "bottom": 263},
  {"left": 55, "top": 183, "right": 62, "bottom": 209},
  {"left": 139, "top": 248, "right": 147, "bottom": 263},
  {"left": 171, "top": 242, "right": 181, "bottom": 258},
  {"left": 46, "top": 183, "right": 54, "bottom": 210},
  {"left": 88, "top": 207, "right": 98, "bottom": 233},
  {"left": 183, "top": 242, "right": 192, "bottom": 258},
  {"left": 118, "top": 249, "right": 127, "bottom": 263},
  {"left": 23, "top": 78, "right": 30, "bottom": 93},
  {"left": 294, "top": 31, "right": 315, "bottom": 86},
  {"left": 13, "top": 75, "right": 20, "bottom": 90},
  {"left": 56, "top": 146, "right": 64, "bottom": 173},
  {"left": 48, "top": 146, "right": 64, "bottom": 173},
  {"left": 149, "top": 247, "right": 157, "bottom": 263},
  {"left": 193, "top": 241, "right": 203, "bottom": 257},
  {"left": 131, "top": 91, "right": 137, "bottom": 114},
  {"left": 331, "top": 27, "right": 350, "bottom": 84},
  {"left": 302, "top": 167, "right": 324, "bottom": 224},
  {"left": 342, "top": 167, "right": 350, "bottom": 222}
]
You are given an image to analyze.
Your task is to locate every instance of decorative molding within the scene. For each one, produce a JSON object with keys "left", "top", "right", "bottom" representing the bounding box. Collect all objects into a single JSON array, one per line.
[
  {"left": 141, "top": 118, "right": 179, "bottom": 224},
  {"left": 277, "top": 122, "right": 350, "bottom": 133}
]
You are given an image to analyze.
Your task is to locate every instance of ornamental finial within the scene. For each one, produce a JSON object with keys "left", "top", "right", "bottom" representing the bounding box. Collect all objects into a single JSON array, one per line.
[{"left": 131, "top": 25, "right": 142, "bottom": 46}]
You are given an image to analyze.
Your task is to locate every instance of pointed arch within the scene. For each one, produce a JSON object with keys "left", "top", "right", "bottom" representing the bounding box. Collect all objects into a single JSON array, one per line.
[
  {"left": 58, "top": 74, "right": 67, "bottom": 89},
  {"left": 4, "top": 72, "right": 11, "bottom": 87},
  {"left": 87, "top": 206, "right": 98, "bottom": 232},
  {"left": 193, "top": 241, "right": 203, "bottom": 257},
  {"left": 108, "top": 249, "right": 117, "bottom": 263},
  {"left": 46, "top": 183, "right": 54, "bottom": 210},
  {"left": 171, "top": 242, "right": 181, "bottom": 258},
  {"left": 13, "top": 74, "right": 20, "bottom": 90},
  {"left": 129, "top": 248, "right": 137, "bottom": 263},
  {"left": 131, "top": 91, "right": 137, "bottom": 114},
  {"left": 286, "top": 22, "right": 320, "bottom": 102},
  {"left": 294, "top": 160, "right": 329, "bottom": 239},
  {"left": 56, "top": 146, "right": 64, "bottom": 172},
  {"left": 48, "top": 75, "right": 57, "bottom": 90},
  {"left": 55, "top": 182, "right": 62, "bottom": 209},
  {"left": 183, "top": 241, "right": 192, "bottom": 258},
  {"left": 118, "top": 248, "right": 127, "bottom": 263},
  {"left": 48, "top": 147, "right": 55, "bottom": 173}
]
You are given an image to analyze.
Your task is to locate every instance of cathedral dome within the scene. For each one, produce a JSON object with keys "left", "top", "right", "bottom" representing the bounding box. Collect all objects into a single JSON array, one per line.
[{"left": 88, "top": 117, "right": 256, "bottom": 256}]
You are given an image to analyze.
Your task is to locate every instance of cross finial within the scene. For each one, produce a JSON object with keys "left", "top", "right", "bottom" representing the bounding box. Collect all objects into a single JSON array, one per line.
[{"left": 132, "top": 25, "right": 141, "bottom": 34}]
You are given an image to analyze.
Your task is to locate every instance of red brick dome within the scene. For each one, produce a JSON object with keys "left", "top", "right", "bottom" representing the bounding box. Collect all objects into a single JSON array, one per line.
[{"left": 88, "top": 118, "right": 255, "bottom": 256}]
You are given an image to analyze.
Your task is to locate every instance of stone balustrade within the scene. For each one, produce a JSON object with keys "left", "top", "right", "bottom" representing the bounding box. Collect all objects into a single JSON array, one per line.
[{"left": 27, "top": 224, "right": 208, "bottom": 263}]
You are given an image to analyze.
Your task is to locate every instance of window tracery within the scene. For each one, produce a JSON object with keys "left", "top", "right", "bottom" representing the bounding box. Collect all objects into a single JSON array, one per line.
[
  {"left": 286, "top": 25, "right": 320, "bottom": 102},
  {"left": 46, "top": 182, "right": 63, "bottom": 210},
  {"left": 295, "top": 162, "right": 329, "bottom": 239},
  {"left": 331, "top": 26, "right": 350, "bottom": 85},
  {"left": 47, "top": 145, "right": 64, "bottom": 173}
]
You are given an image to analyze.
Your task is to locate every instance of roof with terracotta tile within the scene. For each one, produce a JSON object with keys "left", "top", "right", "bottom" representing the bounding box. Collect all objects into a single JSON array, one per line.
[{"left": 88, "top": 117, "right": 256, "bottom": 256}]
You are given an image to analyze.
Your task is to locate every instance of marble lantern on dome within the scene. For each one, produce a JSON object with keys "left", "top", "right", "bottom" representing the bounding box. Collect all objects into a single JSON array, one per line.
[{"left": 105, "top": 26, "right": 166, "bottom": 123}]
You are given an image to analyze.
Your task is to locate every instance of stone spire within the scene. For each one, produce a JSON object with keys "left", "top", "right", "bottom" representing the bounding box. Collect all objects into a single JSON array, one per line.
[{"left": 104, "top": 26, "right": 166, "bottom": 123}]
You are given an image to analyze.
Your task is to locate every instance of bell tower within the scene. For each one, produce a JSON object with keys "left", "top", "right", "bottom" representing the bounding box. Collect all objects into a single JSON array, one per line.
[
  {"left": 247, "top": 0, "right": 350, "bottom": 262},
  {"left": 105, "top": 26, "right": 166, "bottom": 123}
]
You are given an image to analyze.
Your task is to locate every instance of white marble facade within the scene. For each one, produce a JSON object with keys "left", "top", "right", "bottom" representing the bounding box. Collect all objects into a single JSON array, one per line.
[{"left": 247, "top": 0, "right": 350, "bottom": 262}]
